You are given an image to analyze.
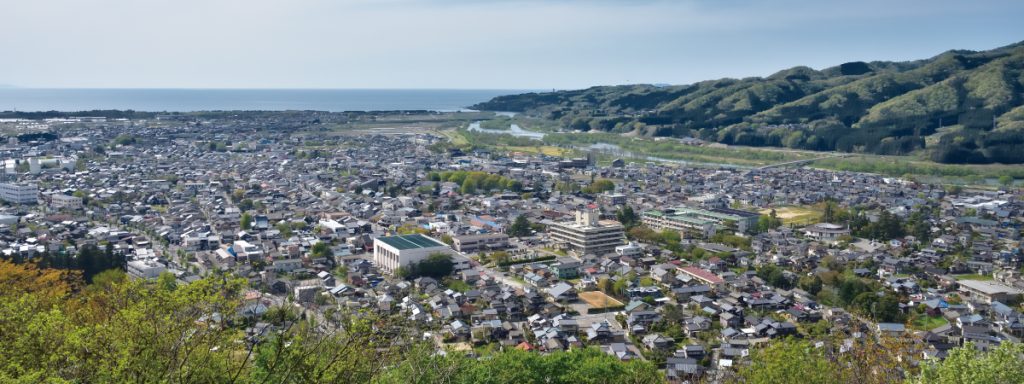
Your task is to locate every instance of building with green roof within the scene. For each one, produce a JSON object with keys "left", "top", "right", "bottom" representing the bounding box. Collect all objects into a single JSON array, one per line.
[{"left": 373, "top": 234, "right": 454, "bottom": 274}]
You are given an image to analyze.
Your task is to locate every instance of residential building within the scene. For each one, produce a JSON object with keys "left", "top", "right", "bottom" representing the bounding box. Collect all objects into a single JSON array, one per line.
[
  {"left": 50, "top": 193, "right": 83, "bottom": 210},
  {"left": 230, "top": 240, "right": 263, "bottom": 263}
]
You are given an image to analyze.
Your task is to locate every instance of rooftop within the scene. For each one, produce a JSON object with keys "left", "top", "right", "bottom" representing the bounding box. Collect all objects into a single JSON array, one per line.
[{"left": 377, "top": 234, "right": 447, "bottom": 251}]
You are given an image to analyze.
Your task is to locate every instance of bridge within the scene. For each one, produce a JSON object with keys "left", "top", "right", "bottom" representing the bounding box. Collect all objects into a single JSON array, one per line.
[{"left": 756, "top": 153, "right": 849, "bottom": 170}]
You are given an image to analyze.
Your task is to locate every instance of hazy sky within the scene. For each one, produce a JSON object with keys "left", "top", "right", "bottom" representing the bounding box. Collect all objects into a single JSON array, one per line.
[{"left": 1, "top": 0, "right": 1022, "bottom": 89}]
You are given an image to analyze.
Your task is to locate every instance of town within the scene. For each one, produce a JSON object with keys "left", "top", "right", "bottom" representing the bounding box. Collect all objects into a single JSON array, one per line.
[{"left": 1, "top": 111, "right": 1022, "bottom": 382}]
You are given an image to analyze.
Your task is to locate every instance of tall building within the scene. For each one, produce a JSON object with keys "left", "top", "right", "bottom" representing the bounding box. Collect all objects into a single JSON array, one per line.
[
  {"left": 373, "top": 234, "right": 455, "bottom": 274},
  {"left": 548, "top": 209, "right": 625, "bottom": 257},
  {"left": 0, "top": 182, "right": 39, "bottom": 205}
]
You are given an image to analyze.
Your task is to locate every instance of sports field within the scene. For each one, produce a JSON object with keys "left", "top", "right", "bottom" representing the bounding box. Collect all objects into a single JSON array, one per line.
[{"left": 761, "top": 206, "right": 822, "bottom": 226}]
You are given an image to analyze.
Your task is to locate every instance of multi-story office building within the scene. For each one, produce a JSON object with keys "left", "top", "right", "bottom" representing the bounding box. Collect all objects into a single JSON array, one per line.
[{"left": 548, "top": 209, "right": 625, "bottom": 257}]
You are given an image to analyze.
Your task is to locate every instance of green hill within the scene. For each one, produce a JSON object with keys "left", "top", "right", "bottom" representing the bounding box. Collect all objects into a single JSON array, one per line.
[{"left": 472, "top": 41, "right": 1024, "bottom": 164}]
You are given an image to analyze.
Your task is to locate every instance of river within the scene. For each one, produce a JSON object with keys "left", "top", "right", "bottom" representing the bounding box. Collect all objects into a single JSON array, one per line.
[{"left": 465, "top": 121, "right": 747, "bottom": 168}]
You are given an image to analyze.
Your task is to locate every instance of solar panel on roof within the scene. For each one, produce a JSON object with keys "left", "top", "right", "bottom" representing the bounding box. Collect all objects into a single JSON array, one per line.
[{"left": 378, "top": 234, "right": 445, "bottom": 250}]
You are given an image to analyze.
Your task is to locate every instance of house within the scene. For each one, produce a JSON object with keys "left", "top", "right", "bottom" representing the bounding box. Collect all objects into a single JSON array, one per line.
[
  {"left": 877, "top": 323, "right": 906, "bottom": 337},
  {"left": 642, "top": 333, "right": 674, "bottom": 350},
  {"left": 551, "top": 257, "right": 581, "bottom": 279},
  {"left": 546, "top": 282, "right": 578, "bottom": 302}
]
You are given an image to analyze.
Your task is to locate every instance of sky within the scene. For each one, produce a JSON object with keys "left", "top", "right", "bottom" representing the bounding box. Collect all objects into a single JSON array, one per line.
[{"left": 1, "top": 0, "right": 1022, "bottom": 90}]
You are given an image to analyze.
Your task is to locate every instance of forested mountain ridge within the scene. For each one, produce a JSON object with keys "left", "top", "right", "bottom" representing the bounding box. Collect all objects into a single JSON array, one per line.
[{"left": 472, "top": 41, "right": 1024, "bottom": 164}]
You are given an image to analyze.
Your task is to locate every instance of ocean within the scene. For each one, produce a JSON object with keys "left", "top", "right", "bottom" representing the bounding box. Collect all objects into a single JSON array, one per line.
[{"left": 0, "top": 88, "right": 523, "bottom": 112}]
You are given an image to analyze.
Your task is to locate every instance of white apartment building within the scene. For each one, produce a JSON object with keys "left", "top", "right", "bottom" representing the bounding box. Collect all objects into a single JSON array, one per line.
[
  {"left": 50, "top": 193, "right": 83, "bottom": 210},
  {"left": 0, "top": 182, "right": 38, "bottom": 204},
  {"left": 127, "top": 259, "right": 166, "bottom": 279}
]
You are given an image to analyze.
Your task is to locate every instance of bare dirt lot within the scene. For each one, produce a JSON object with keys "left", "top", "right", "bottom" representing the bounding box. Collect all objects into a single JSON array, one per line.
[{"left": 578, "top": 291, "right": 624, "bottom": 309}]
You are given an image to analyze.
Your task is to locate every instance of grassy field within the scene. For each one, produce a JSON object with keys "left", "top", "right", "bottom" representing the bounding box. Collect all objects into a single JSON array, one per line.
[
  {"left": 761, "top": 206, "right": 822, "bottom": 226},
  {"left": 579, "top": 291, "right": 624, "bottom": 310},
  {"left": 811, "top": 155, "right": 1024, "bottom": 186},
  {"left": 501, "top": 145, "right": 575, "bottom": 157},
  {"left": 439, "top": 129, "right": 470, "bottom": 146},
  {"left": 910, "top": 315, "right": 949, "bottom": 331}
]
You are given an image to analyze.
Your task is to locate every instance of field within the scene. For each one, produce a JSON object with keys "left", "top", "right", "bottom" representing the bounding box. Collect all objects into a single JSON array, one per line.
[
  {"left": 954, "top": 274, "right": 995, "bottom": 281},
  {"left": 910, "top": 315, "right": 949, "bottom": 331},
  {"left": 578, "top": 291, "right": 624, "bottom": 310},
  {"left": 501, "top": 145, "right": 574, "bottom": 157},
  {"left": 761, "top": 206, "right": 822, "bottom": 226}
]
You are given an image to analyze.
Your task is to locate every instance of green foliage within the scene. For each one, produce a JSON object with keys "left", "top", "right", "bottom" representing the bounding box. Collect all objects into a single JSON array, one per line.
[
  {"left": 756, "top": 210, "right": 783, "bottom": 233},
  {"left": 378, "top": 346, "right": 662, "bottom": 384},
  {"left": 735, "top": 336, "right": 918, "bottom": 384},
  {"left": 508, "top": 214, "right": 533, "bottom": 237},
  {"left": 615, "top": 206, "right": 640, "bottom": 228},
  {"left": 479, "top": 116, "right": 513, "bottom": 130},
  {"left": 44, "top": 243, "right": 125, "bottom": 283},
  {"left": 309, "top": 242, "right": 332, "bottom": 259},
  {"left": 276, "top": 222, "right": 294, "bottom": 238},
  {"left": 112, "top": 135, "right": 138, "bottom": 146},
  {"left": 426, "top": 171, "right": 521, "bottom": 195},
  {"left": 241, "top": 212, "right": 253, "bottom": 230},
  {"left": 852, "top": 210, "right": 905, "bottom": 240},
  {"left": 757, "top": 265, "right": 794, "bottom": 290},
  {"left": 582, "top": 179, "right": 615, "bottom": 194},
  {"left": 0, "top": 264, "right": 248, "bottom": 383},
  {"left": 914, "top": 342, "right": 1024, "bottom": 384},
  {"left": 473, "top": 42, "right": 1024, "bottom": 164},
  {"left": 400, "top": 252, "right": 455, "bottom": 280},
  {"left": 736, "top": 338, "right": 834, "bottom": 384}
]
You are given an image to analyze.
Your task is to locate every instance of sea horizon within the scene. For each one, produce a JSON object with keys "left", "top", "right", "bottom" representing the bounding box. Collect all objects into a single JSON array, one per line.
[{"left": 0, "top": 88, "right": 532, "bottom": 113}]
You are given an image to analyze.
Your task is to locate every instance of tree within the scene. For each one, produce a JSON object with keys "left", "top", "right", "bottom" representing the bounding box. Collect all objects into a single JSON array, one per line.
[
  {"left": 615, "top": 206, "right": 640, "bottom": 228},
  {"left": 310, "top": 242, "right": 332, "bottom": 259},
  {"left": 998, "top": 175, "right": 1014, "bottom": 188},
  {"left": 735, "top": 338, "right": 834, "bottom": 384},
  {"left": 914, "top": 342, "right": 1024, "bottom": 384},
  {"left": 489, "top": 251, "right": 510, "bottom": 265},
  {"left": 582, "top": 179, "right": 615, "bottom": 194},
  {"left": 156, "top": 271, "right": 177, "bottom": 291},
  {"left": 508, "top": 215, "right": 532, "bottom": 237},
  {"left": 241, "top": 212, "right": 253, "bottom": 230},
  {"left": 401, "top": 252, "right": 454, "bottom": 280},
  {"left": 378, "top": 345, "right": 662, "bottom": 384},
  {"left": 756, "top": 213, "right": 782, "bottom": 233}
]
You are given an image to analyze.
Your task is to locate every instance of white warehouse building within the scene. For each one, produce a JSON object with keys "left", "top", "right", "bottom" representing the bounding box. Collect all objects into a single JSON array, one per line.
[{"left": 373, "top": 234, "right": 458, "bottom": 275}]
